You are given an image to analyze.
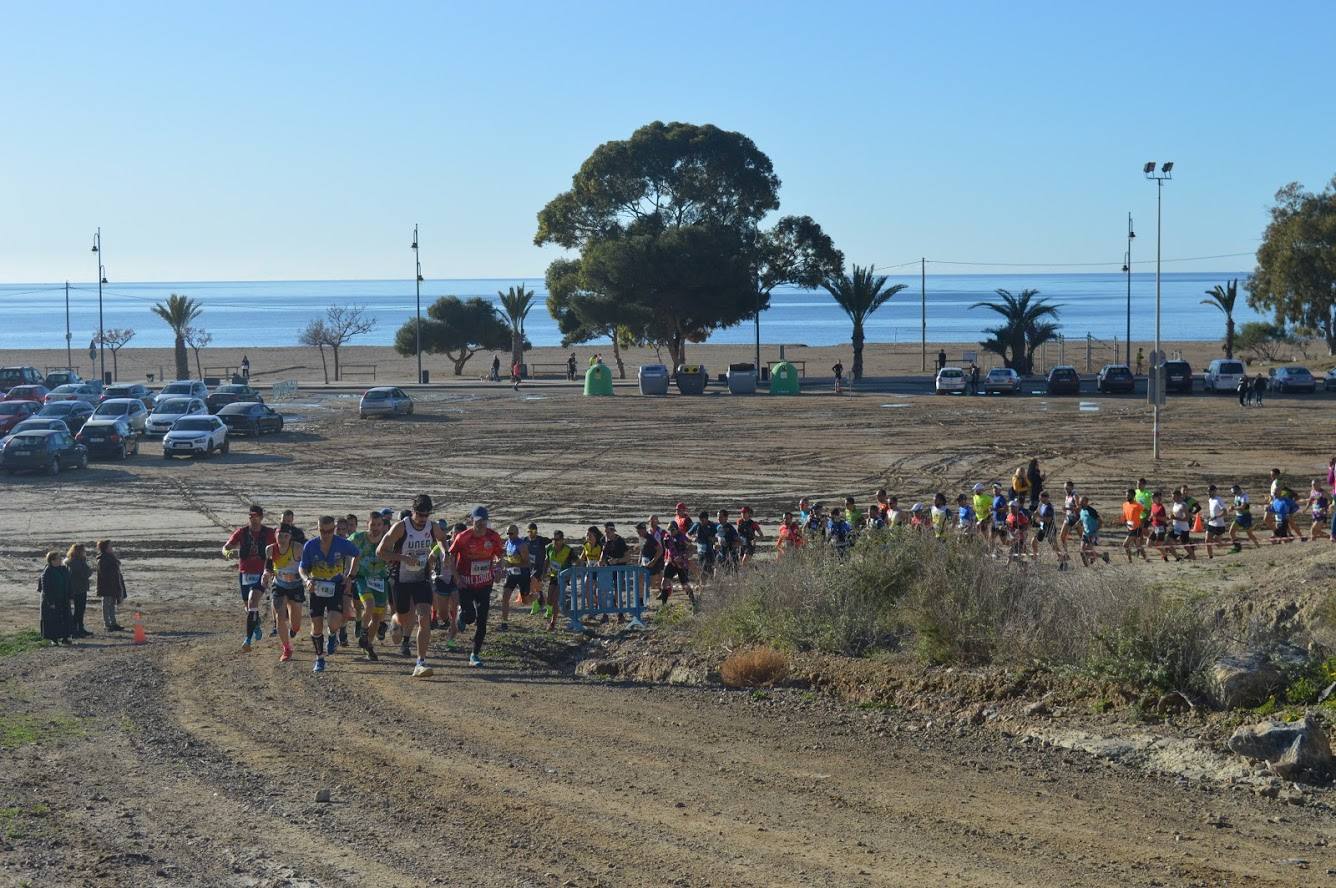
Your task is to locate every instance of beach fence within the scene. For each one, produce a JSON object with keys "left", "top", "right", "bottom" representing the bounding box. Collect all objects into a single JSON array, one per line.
[
  {"left": 557, "top": 565, "right": 649, "bottom": 629},
  {"left": 271, "top": 380, "right": 299, "bottom": 400},
  {"left": 1034, "top": 334, "right": 1122, "bottom": 374}
]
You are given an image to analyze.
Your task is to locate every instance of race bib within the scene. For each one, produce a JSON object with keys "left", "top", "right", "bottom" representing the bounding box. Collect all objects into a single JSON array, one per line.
[
  {"left": 242, "top": 573, "right": 262, "bottom": 586},
  {"left": 507, "top": 566, "right": 524, "bottom": 575},
  {"left": 469, "top": 561, "right": 492, "bottom": 583},
  {"left": 367, "top": 577, "right": 386, "bottom": 593},
  {"left": 277, "top": 567, "right": 299, "bottom": 582},
  {"left": 314, "top": 581, "right": 337, "bottom": 598}
]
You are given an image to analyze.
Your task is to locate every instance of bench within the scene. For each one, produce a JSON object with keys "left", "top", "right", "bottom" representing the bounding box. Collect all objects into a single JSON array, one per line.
[
  {"left": 527, "top": 362, "right": 579, "bottom": 379},
  {"left": 339, "top": 364, "right": 376, "bottom": 380}
]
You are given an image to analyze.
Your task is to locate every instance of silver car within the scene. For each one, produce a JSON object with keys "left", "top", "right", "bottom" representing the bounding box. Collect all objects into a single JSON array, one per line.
[
  {"left": 359, "top": 386, "right": 414, "bottom": 419},
  {"left": 92, "top": 398, "right": 150, "bottom": 434},
  {"left": 146, "top": 397, "right": 208, "bottom": 435},
  {"left": 982, "top": 367, "right": 1022, "bottom": 394}
]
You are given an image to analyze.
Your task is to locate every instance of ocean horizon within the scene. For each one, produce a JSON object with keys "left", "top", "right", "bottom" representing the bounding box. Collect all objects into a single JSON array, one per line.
[{"left": 0, "top": 271, "right": 1256, "bottom": 351}]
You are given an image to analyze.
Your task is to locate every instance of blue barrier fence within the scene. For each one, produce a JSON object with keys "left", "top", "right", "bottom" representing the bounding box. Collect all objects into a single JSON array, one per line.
[{"left": 557, "top": 565, "right": 650, "bottom": 630}]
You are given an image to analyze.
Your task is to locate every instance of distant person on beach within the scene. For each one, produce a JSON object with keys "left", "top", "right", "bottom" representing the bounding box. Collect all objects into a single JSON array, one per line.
[
  {"left": 1135, "top": 348, "right": 1145, "bottom": 376},
  {"left": 832, "top": 360, "right": 844, "bottom": 394},
  {"left": 936, "top": 349, "right": 947, "bottom": 371},
  {"left": 490, "top": 355, "right": 501, "bottom": 382},
  {"left": 241, "top": 355, "right": 250, "bottom": 379},
  {"left": 566, "top": 354, "right": 577, "bottom": 381}
]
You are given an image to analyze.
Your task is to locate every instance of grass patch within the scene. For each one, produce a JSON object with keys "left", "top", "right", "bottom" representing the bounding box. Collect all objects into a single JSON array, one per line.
[
  {"left": 0, "top": 630, "right": 46, "bottom": 658},
  {"left": 0, "top": 713, "right": 84, "bottom": 749},
  {"left": 720, "top": 647, "right": 789, "bottom": 688}
]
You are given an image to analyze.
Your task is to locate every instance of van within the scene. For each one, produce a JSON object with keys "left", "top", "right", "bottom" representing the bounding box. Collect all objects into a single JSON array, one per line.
[{"left": 1204, "top": 359, "right": 1246, "bottom": 393}]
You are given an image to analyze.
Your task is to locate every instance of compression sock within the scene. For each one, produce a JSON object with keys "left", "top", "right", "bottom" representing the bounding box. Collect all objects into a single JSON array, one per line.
[{"left": 311, "top": 635, "right": 323, "bottom": 657}]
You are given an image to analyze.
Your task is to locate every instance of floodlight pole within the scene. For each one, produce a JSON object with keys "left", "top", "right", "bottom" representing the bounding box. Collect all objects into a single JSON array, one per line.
[
  {"left": 412, "top": 224, "right": 422, "bottom": 384},
  {"left": 1125, "top": 212, "right": 1134, "bottom": 363},
  {"left": 1144, "top": 164, "right": 1172, "bottom": 460},
  {"left": 920, "top": 257, "right": 926, "bottom": 372},
  {"left": 92, "top": 228, "right": 105, "bottom": 383},
  {"left": 64, "top": 281, "right": 72, "bottom": 371}
]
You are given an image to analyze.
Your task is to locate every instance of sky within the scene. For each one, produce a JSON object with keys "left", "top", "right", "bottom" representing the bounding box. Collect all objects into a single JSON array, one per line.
[{"left": 2, "top": 0, "right": 1334, "bottom": 284}]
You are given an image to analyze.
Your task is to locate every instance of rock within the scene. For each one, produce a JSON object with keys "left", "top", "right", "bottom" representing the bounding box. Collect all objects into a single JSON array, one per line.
[
  {"left": 666, "top": 665, "right": 706, "bottom": 686},
  {"left": 1227, "top": 715, "right": 1333, "bottom": 780},
  {"left": 1211, "top": 653, "right": 1284, "bottom": 709},
  {"left": 575, "top": 659, "right": 620, "bottom": 678},
  {"left": 315, "top": 789, "right": 332, "bottom": 803},
  {"left": 1024, "top": 701, "right": 1050, "bottom": 717}
]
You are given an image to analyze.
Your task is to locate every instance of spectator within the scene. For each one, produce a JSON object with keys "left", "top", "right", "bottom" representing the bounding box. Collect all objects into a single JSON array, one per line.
[
  {"left": 566, "top": 353, "right": 577, "bottom": 381},
  {"left": 64, "top": 543, "right": 92, "bottom": 637},
  {"left": 936, "top": 349, "right": 947, "bottom": 371},
  {"left": 241, "top": 354, "right": 251, "bottom": 379},
  {"left": 95, "top": 539, "right": 127, "bottom": 632},
  {"left": 38, "top": 550, "right": 74, "bottom": 645}
]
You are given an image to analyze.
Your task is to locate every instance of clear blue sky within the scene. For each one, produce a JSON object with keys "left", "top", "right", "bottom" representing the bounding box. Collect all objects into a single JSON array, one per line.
[{"left": 3, "top": 0, "right": 1333, "bottom": 283}]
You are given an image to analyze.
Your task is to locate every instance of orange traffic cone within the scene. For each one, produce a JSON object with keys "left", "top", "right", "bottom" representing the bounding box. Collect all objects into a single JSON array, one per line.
[{"left": 132, "top": 612, "right": 147, "bottom": 645}]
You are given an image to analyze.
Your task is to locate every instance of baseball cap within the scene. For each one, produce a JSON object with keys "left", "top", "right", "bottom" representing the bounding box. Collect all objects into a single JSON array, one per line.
[
  {"left": 471, "top": 506, "right": 489, "bottom": 521},
  {"left": 411, "top": 494, "right": 433, "bottom": 514},
  {"left": 972, "top": 483, "right": 984, "bottom": 492},
  {"left": 675, "top": 501, "right": 687, "bottom": 510}
]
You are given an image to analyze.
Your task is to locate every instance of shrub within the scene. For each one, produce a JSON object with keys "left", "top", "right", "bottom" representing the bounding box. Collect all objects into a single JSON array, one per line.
[
  {"left": 720, "top": 647, "right": 790, "bottom": 688},
  {"left": 1083, "top": 593, "right": 1225, "bottom": 696}
]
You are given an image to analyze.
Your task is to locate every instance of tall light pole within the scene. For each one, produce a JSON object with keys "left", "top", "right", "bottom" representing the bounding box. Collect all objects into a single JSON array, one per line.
[
  {"left": 1144, "top": 162, "right": 1172, "bottom": 460},
  {"left": 1121, "top": 213, "right": 1135, "bottom": 365},
  {"left": 411, "top": 224, "right": 423, "bottom": 384},
  {"left": 64, "top": 281, "right": 72, "bottom": 371},
  {"left": 91, "top": 228, "right": 107, "bottom": 383}
]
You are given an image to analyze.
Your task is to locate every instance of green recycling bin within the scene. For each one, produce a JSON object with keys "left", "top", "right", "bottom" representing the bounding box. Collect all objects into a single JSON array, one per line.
[
  {"left": 584, "top": 362, "right": 613, "bottom": 396},
  {"left": 769, "top": 361, "right": 800, "bottom": 395}
]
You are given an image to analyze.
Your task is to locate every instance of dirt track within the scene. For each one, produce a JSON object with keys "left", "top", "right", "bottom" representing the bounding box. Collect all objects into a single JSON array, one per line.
[{"left": 4, "top": 384, "right": 1336, "bottom": 885}]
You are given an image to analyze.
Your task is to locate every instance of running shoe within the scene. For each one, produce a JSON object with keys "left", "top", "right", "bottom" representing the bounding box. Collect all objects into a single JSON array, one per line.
[
  {"left": 543, "top": 605, "right": 554, "bottom": 620},
  {"left": 364, "top": 643, "right": 378, "bottom": 662},
  {"left": 445, "top": 637, "right": 457, "bottom": 652},
  {"left": 412, "top": 661, "right": 433, "bottom": 678},
  {"left": 529, "top": 601, "right": 541, "bottom": 616},
  {"left": 313, "top": 658, "right": 326, "bottom": 673},
  {"left": 499, "top": 622, "right": 509, "bottom": 632},
  {"left": 269, "top": 626, "right": 278, "bottom": 637},
  {"left": 241, "top": 639, "right": 252, "bottom": 653},
  {"left": 326, "top": 633, "right": 338, "bottom": 655},
  {"left": 338, "top": 627, "right": 349, "bottom": 647},
  {"left": 251, "top": 625, "right": 264, "bottom": 645},
  {"left": 279, "top": 646, "right": 293, "bottom": 663},
  {"left": 377, "top": 624, "right": 387, "bottom": 642},
  {"left": 399, "top": 638, "right": 411, "bottom": 658},
  {"left": 468, "top": 653, "right": 482, "bottom": 668}
]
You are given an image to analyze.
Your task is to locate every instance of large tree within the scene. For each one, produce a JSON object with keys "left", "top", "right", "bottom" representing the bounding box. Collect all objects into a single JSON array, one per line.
[
  {"left": 322, "top": 305, "right": 377, "bottom": 381},
  {"left": 822, "top": 265, "right": 907, "bottom": 380},
  {"left": 970, "top": 289, "right": 1062, "bottom": 376},
  {"left": 394, "top": 296, "right": 510, "bottom": 376},
  {"left": 1248, "top": 177, "right": 1336, "bottom": 354},
  {"left": 745, "top": 215, "right": 844, "bottom": 351},
  {"left": 545, "top": 258, "right": 646, "bottom": 379},
  {"left": 1201, "top": 279, "right": 1239, "bottom": 359},
  {"left": 151, "top": 293, "right": 202, "bottom": 380},
  {"left": 496, "top": 284, "right": 536, "bottom": 373}
]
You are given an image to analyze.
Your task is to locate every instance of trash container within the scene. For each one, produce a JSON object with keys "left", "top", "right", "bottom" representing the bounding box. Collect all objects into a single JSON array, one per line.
[
  {"left": 769, "top": 361, "right": 800, "bottom": 395},
  {"left": 674, "top": 364, "right": 709, "bottom": 395},
  {"left": 638, "top": 364, "right": 669, "bottom": 396},
  {"left": 420, "top": 369, "right": 430, "bottom": 384},
  {"left": 727, "top": 362, "right": 757, "bottom": 394},
  {"left": 584, "top": 363, "right": 614, "bottom": 396}
]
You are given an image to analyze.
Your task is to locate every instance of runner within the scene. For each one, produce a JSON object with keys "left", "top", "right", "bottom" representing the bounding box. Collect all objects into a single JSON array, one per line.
[
  {"left": 930, "top": 493, "right": 950, "bottom": 541},
  {"left": 661, "top": 520, "right": 696, "bottom": 607},
  {"left": 526, "top": 523, "right": 551, "bottom": 619},
  {"left": 339, "top": 513, "right": 359, "bottom": 646},
  {"left": 990, "top": 483, "right": 1010, "bottom": 551},
  {"left": 498, "top": 524, "right": 530, "bottom": 632},
  {"left": 955, "top": 493, "right": 976, "bottom": 539},
  {"left": 544, "top": 529, "right": 578, "bottom": 631},
  {"left": 1032, "top": 490, "right": 1063, "bottom": 567},
  {"left": 1120, "top": 489, "right": 1148, "bottom": 562},
  {"left": 1228, "top": 484, "right": 1260, "bottom": 551},
  {"left": 1308, "top": 480, "right": 1330, "bottom": 542},
  {"left": 776, "top": 511, "right": 804, "bottom": 557},
  {"left": 689, "top": 510, "right": 718, "bottom": 580},
  {"left": 580, "top": 525, "right": 604, "bottom": 566},
  {"left": 736, "top": 506, "right": 765, "bottom": 567},
  {"left": 1133, "top": 478, "right": 1154, "bottom": 538},
  {"left": 971, "top": 484, "right": 991, "bottom": 538},
  {"left": 1271, "top": 487, "right": 1297, "bottom": 544},
  {"left": 449, "top": 506, "right": 505, "bottom": 667},
  {"left": 222, "top": 505, "right": 277, "bottom": 653},
  {"left": 350, "top": 510, "right": 390, "bottom": 660},
  {"left": 886, "top": 496, "right": 906, "bottom": 530},
  {"left": 298, "top": 515, "right": 360, "bottom": 673},
  {"left": 1004, "top": 500, "right": 1029, "bottom": 559},
  {"left": 673, "top": 501, "right": 692, "bottom": 533},
  {"left": 1060, "top": 481, "right": 1081, "bottom": 553},
  {"left": 376, "top": 493, "right": 450, "bottom": 678},
  {"left": 1150, "top": 490, "right": 1178, "bottom": 561},
  {"left": 430, "top": 522, "right": 462, "bottom": 651},
  {"left": 264, "top": 523, "right": 304, "bottom": 662},
  {"left": 843, "top": 497, "right": 863, "bottom": 532},
  {"left": 827, "top": 506, "right": 853, "bottom": 555},
  {"left": 637, "top": 521, "right": 664, "bottom": 589},
  {"left": 1204, "top": 485, "right": 1230, "bottom": 558},
  {"left": 1170, "top": 490, "right": 1196, "bottom": 560},
  {"left": 1077, "top": 496, "right": 1111, "bottom": 566},
  {"left": 713, "top": 511, "right": 740, "bottom": 573}
]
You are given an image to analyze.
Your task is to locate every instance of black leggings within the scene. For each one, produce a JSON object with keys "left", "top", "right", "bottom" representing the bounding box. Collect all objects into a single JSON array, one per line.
[
  {"left": 458, "top": 586, "right": 491, "bottom": 655},
  {"left": 72, "top": 588, "right": 87, "bottom": 630}
]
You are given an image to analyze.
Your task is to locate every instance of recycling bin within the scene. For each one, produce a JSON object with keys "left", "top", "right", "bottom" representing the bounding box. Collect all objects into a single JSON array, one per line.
[
  {"left": 638, "top": 364, "right": 670, "bottom": 396},
  {"left": 584, "top": 363, "right": 613, "bottom": 396},
  {"left": 769, "top": 361, "right": 800, "bottom": 395},
  {"left": 674, "top": 364, "right": 709, "bottom": 395},
  {"left": 727, "top": 362, "right": 757, "bottom": 394}
]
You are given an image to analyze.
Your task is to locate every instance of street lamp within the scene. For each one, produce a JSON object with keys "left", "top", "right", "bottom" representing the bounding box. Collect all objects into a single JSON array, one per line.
[
  {"left": 91, "top": 228, "right": 106, "bottom": 383},
  {"left": 1121, "top": 213, "right": 1135, "bottom": 365},
  {"left": 1143, "top": 162, "right": 1173, "bottom": 460},
  {"left": 411, "top": 224, "right": 423, "bottom": 384}
]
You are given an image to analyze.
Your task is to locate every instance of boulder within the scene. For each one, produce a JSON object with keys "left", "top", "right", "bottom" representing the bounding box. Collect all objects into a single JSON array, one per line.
[
  {"left": 1227, "top": 715, "right": 1333, "bottom": 781},
  {"left": 1210, "top": 653, "right": 1284, "bottom": 709},
  {"left": 575, "top": 659, "right": 620, "bottom": 678}
]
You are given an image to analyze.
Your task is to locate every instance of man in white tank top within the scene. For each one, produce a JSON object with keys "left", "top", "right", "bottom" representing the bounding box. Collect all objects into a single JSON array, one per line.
[{"left": 377, "top": 493, "right": 450, "bottom": 678}]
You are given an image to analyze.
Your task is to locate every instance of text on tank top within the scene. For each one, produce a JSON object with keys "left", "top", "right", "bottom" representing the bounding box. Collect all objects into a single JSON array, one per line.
[{"left": 397, "top": 519, "right": 434, "bottom": 582}]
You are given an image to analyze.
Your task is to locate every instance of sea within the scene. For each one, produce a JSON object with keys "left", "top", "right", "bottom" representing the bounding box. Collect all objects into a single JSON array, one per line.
[{"left": 0, "top": 271, "right": 1257, "bottom": 351}]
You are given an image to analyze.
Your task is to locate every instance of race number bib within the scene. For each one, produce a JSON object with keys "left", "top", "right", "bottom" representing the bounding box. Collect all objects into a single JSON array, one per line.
[
  {"left": 468, "top": 561, "right": 492, "bottom": 584},
  {"left": 507, "top": 566, "right": 524, "bottom": 576},
  {"left": 242, "top": 573, "right": 262, "bottom": 586},
  {"left": 277, "top": 566, "right": 299, "bottom": 583},
  {"left": 367, "top": 577, "right": 386, "bottom": 593},
  {"left": 314, "top": 581, "right": 337, "bottom": 598}
]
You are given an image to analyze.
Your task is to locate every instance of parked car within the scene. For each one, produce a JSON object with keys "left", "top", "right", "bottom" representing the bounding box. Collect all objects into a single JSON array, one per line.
[
  {"left": 158, "top": 380, "right": 209, "bottom": 401},
  {"left": 146, "top": 397, "right": 208, "bottom": 435},
  {"left": 217, "top": 402, "right": 284, "bottom": 436},
  {"left": 100, "top": 383, "right": 155, "bottom": 408},
  {"left": 934, "top": 367, "right": 967, "bottom": 394},
  {"left": 1269, "top": 365, "right": 1317, "bottom": 394},
  {"left": 76, "top": 416, "right": 141, "bottom": 460},
  {"left": 1045, "top": 365, "right": 1081, "bottom": 395},
  {"left": 37, "top": 400, "right": 95, "bottom": 434},
  {"left": 1162, "top": 360, "right": 1193, "bottom": 393},
  {"left": 1, "top": 428, "right": 87, "bottom": 476},
  {"left": 163, "top": 415, "right": 229, "bottom": 458},
  {"left": 1324, "top": 368, "right": 1336, "bottom": 392},
  {"left": 979, "top": 368, "right": 1020, "bottom": 395},
  {"left": 1096, "top": 364, "right": 1135, "bottom": 394},
  {"left": 0, "top": 366, "right": 43, "bottom": 393},
  {"left": 1203, "top": 359, "right": 1247, "bottom": 393},
  {"left": 0, "top": 400, "right": 41, "bottom": 435},
  {"left": 1, "top": 418, "right": 71, "bottom": 452},
  {"left": 91, "top": 398, "right": 149, "bottom": 433},
  {"left": 43, "top": 369, "right": 83, "bottom": 389},
  {"left": 4, "top": 384, "right": 51, "bottom": 403},
  {"left": 45, "top": 383, "right": 101, "bottom": 403},
  {"left": 359, "top": 387, "right": 414, "bottom": 418},
  {"left": 206, "top": 383, "right": 264, "bottom": 414}
]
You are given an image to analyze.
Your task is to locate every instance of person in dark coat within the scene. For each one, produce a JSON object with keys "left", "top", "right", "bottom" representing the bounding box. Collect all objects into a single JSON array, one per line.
[
  {"left": 95, "top": 539, "right": 127, "bottom": 632},
  {"left": 64, "top": 543, "right": 92, "bottom": 637},
  {"left": 38, "top": 551, "right": 74, "bottom": 644}
]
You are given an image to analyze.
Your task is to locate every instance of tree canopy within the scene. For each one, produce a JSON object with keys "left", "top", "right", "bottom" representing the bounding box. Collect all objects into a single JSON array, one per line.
[
  {"left": 1247, "top": 176, "right": 1336, "bottom": 354},
  {"left": 393, "top": 296, "right": 511, "bottom": 376},
  {"left": 822, "top": 264, "right": 906, "bottom": 380},
  {"left": 971, "top": 289, "right": 1062, "bottom": 376},
  {"left": 1201, "top": 279, "right": 1239, "bottom": 359},
  {"left": 151, "top": 293, "right": 203, "bottom": 380}
]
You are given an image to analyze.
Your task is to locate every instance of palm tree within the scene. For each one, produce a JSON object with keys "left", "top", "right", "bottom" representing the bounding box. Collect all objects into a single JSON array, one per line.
[
  {"left": 496, "top": 284, "right": 536, "bottom": 374},
  {"left": 151, "top": 293, "right": 203, "bottom": 380},
  {"left": 969, "top": 289, "right": 1062, "bottom": 376},
  {"left": 821, "top": 264, "right": 907, "bottom": 380},
  {"left": 1201, "top": 279, "right": 1239, "bottom": 359}
]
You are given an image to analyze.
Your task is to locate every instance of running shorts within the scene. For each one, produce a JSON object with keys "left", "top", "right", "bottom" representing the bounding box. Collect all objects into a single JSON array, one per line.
[
  {"left": 433, "top": 576, "right": 457, "bottom": 598},
  {"left": 272, "top": 583, "right": 306, "bottom": 604},
  {"left": 1172, "top": 530, "right": 1192, "bottom": 544},
  {"left": 356, "top": 576, "right": 390, "bottom": 606},
  {"left": 1082, "top": 532, "right": 1100, "bottom": 546},
  {"left": 308, "top": 583, "right": 344, "bottom": 619},
  {"left": 1150, "top": 526, "right": 1167, "bottom": 541},
  {"left": 238, "top": 573, "right": 265, "bottom": 602},
  {"left": 1206, "top": 524, "right": 1227, "bottom": 538},
  {"left": 503, "top": 568, "right": 530, "bottom": 591},
  {"left": 664, "top": 562, "right": 690, "bottom": 581},
  {"left": 1035, "top": 525, "right": 1051, "bottom": 542},
  {"left": 393, "top": 580, "right": 433, "bottom": 614},
  {"left": 1233, "top": 513, "right": 1253, "bottom": 529}
]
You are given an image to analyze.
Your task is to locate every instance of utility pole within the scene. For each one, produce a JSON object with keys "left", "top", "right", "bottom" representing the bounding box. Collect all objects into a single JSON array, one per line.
[
  {"left": 411, "top": 224, "right": 423, "bottom": 384},
  {"left": 64, "top": 281, "right": 72, "bottom": 371},
  {"left": 1144, "top": 163, "right": 1173, "bottom": 460},
  {"left": 1124, "top": 212, "right": 1135, "bottom": 364},
  {"left": 920, "top": 257, "right": 926, "bottom": 372},
  {"left": 91, "top": 228, "right": 106, "bottom": 383}
]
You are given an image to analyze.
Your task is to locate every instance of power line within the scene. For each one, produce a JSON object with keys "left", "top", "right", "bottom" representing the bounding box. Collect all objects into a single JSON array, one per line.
[{"left": 923, "top": 251, "right": 1254, "bottom": 268}]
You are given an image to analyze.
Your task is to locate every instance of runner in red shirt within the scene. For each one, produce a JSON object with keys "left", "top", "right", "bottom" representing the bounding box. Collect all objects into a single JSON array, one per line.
[
  {"left": 223, "top": 504, "right": 276, "bottom": 653},
  {"left": 450, "top": 506, "right": 504, "bottom": 667}
]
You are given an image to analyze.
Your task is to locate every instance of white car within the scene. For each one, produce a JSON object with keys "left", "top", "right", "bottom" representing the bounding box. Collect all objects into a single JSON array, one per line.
[
  {"left": 935, "top": 367, "right": 967, "bottom": 394},
  {"left": 45, "top": 383, "right": 102, "bottom": 403},
  {"left": 162, "top": 415, "right": 228, "bottom": 459},
  {"left": 158, "top": 379, "right": 209, "bottom": 400},
  {"left": 146, "top": 397, "right": 208, "bottom": 435},
  {"left": 982, "top": 367, "right": 1022, "bottom": 394},
  {"left": 1203, "top": 359, "right": 1246, "bottom": 393}
]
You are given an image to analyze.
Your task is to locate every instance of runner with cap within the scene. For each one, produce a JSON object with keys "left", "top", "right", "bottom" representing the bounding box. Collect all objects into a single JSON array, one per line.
[
  {"left": 498, "top": 524, "right": 529, "bottom": 632},
  {"left": 298, "top": 515, "right": 360, "bottom": 673},
  {"left": 673, "top": 501, "right": 692, "bottom": 533},
  {"left": 223, "top": 504, "right": 277, "bottom": 653},
  {"left": 377, "top": 493, "right": 451, "bottom": 678},
  {"left": 264, "top": 522, "right": 304, "bottom": 662},
  {"left": 450, "top": 506, "right": 504, "bottom": 666}
]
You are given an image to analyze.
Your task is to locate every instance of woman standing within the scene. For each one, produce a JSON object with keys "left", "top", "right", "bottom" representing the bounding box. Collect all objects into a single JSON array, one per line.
[
  {"left": 1025, "top": 458, "right": 1045, "bottom": 512},
  {"left": 64, "top": 543, "right": 92, "bottom": 637},
  {"left": 95, "top": 539, "right": 127, "bottom": 631},
  {"left": 38, "top": 551, "right": 74, "bottom": 645}
]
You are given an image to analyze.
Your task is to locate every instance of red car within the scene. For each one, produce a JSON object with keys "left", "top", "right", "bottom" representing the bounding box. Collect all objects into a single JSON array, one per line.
[
  {"left": 4, "top": 384, "right": 51, "bottom": 403},
  {"left": 0, "top": 400, "right": 40, "bottom": 434}
]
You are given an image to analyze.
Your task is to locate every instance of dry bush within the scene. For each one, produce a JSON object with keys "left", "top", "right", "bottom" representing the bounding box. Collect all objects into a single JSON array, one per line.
[{"left": 720, "top": 647, "right": 790, "bottom": 688}]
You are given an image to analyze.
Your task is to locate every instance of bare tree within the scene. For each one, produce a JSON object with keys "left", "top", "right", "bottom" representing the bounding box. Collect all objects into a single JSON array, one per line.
[
  {"left": 299, "top": 319, "right": 331, "bottom": 384},
  {"left": 99, "top": 328, "right": 135, "bottom": 380},
  {"left": 184, "top": 326, "right": 213, "bottom": 381},
  {"left": 322, "top": 305, "right": 377, "bottom": 381}
]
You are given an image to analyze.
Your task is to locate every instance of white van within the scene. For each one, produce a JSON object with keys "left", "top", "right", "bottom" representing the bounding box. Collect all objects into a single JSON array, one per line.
[{"left": 1204, "top": 358, "right": 1246, "bottom": 393}]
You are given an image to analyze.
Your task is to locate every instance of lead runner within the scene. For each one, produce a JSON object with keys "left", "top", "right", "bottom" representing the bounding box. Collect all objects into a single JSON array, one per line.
[{"left": 377, "top": 494, "right": 450, "bottom": 678}]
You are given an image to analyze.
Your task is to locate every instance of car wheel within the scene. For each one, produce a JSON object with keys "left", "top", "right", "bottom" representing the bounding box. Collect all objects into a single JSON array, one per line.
[
  {"left": 221, "top": 439, "right": 230, "bottom": 455},
  {"left": 48, "top": 457, "right": 60, "bottom": 477},
  {"left": 162, "top": 452, "right": 172, "bottom": 460},
  {"left": 78, "top": 453, "right": 87, "bottom": 470},
  {"left": 205, "top": 441, "right": 214, "bottom": 456},
  {"left": 407, "top": 405, "right": 414, "bottom": 416}
]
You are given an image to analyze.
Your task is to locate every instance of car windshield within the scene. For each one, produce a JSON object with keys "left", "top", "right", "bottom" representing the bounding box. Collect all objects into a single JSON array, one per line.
[
  {"left": 0, "top": 370, "right": 24, "bottom": 383},
  {"left": 1105, "top": 367, "right": 1131, "bottom": 378},
  {"left": 12, "top": 420, "right": 58, "bottom": 433},
  {"left": 218, "top": 386, "right": 247, "bottom": 394},
  {"left": 6, "top": 434, "right": 44, "bottom": 449},
  {"left": 364, "top": 390, "right": 389, "bottom": 400},
  {"left": 156, "top": 399, "right": 192, "bottom": 413},
  {"left": 174, "top": 419, "right": 215, "bottom": 432},
  {"left": 1218, "top": 362, "right": 1244, "bottom": 374},
  {"left": 39, "top": 403, "right": 75, "bottom": 414},
  {"left": 986, "top": 369, "right": 1009, "bottom": 378},
  {"left": 1289, "top": 368, "right": 1312, "bottom": 377},
  {"left": 161, "top": 383, "right": 193, "bottom": 395},
  {"left": 95, "top": 402, "right": 129, "bottom": 415},
  {"left": 940, "top": 369, "right": 962, "bottom": 378},
  {"left": 1053, "top": 369, "right": 1076, "bottom": 377},
  {"left": 0, "top": 403, "right": 29, "bottom": 415}
]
